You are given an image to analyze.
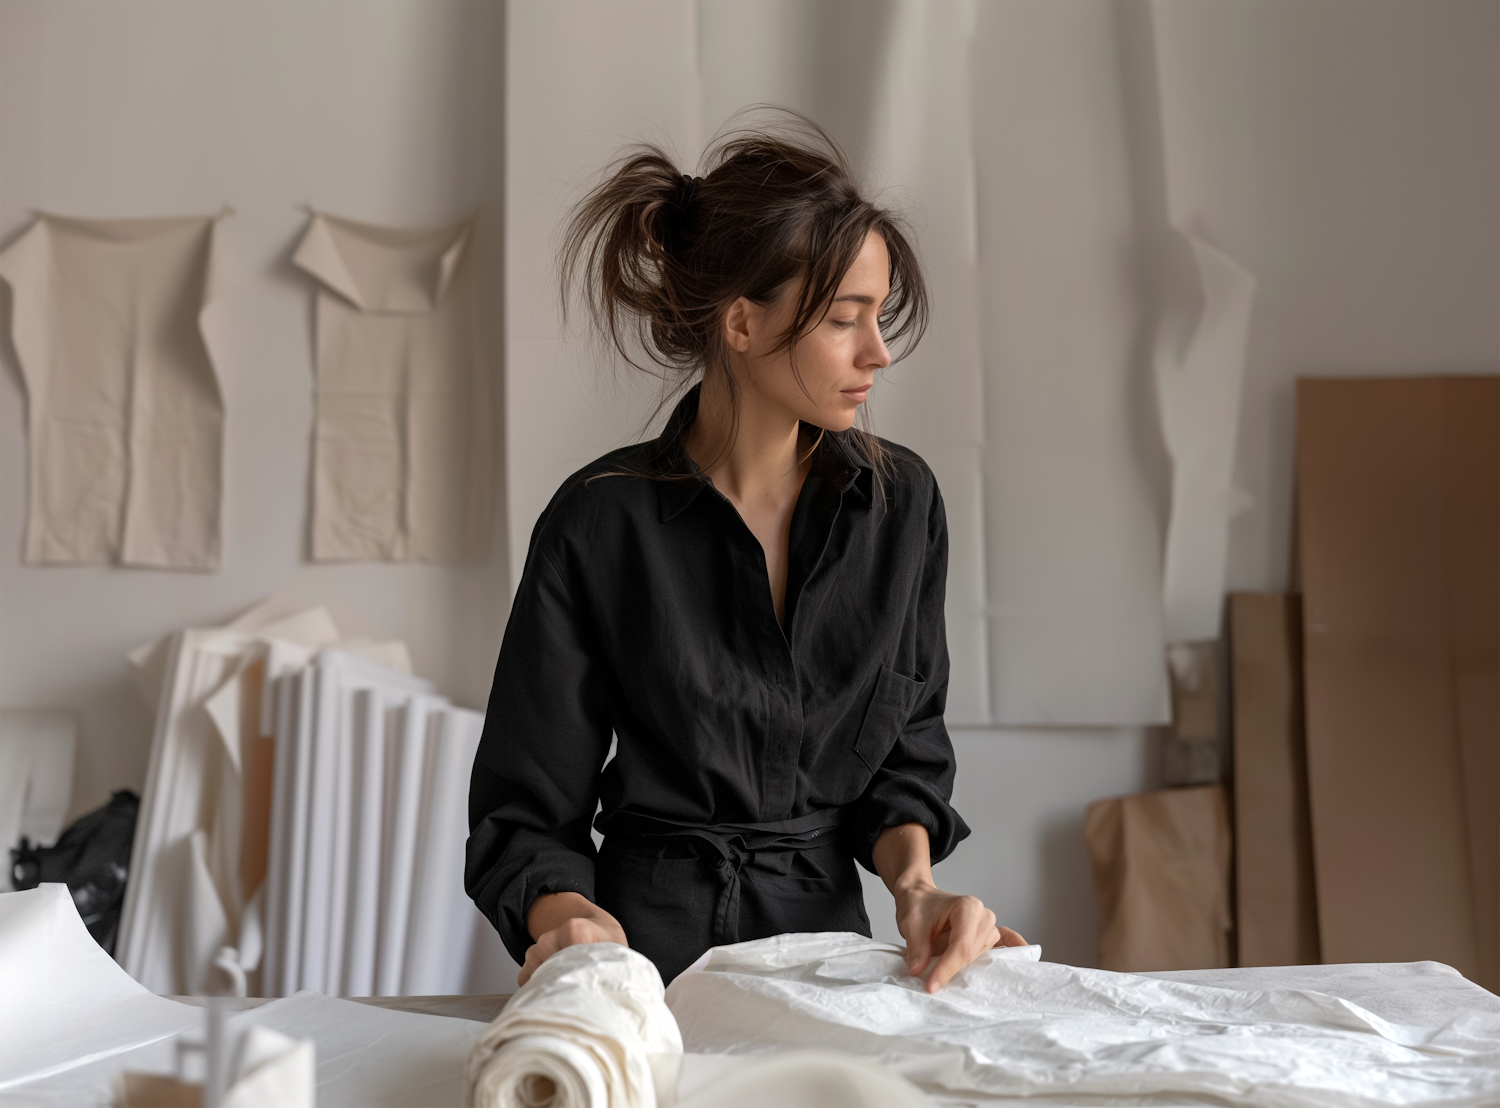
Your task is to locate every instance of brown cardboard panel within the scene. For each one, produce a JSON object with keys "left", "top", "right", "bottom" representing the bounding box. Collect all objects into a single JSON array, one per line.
[
  {"left": 1230, "top": 593, "right": 1319, "bottom": 967},
  {"left": 1441, "top": 378, "right": 1499, "bottom": 991},
  {"left": 1297, "top": 377, "right": 1495, "bottom": 984},
  {"left": 1085, "top": 785, "right": 1233, "bottom": 971}
]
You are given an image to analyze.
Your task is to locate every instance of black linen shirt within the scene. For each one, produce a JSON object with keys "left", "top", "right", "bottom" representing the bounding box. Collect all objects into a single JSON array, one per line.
[{"left": 466, "top": 387, "right": 969, "bottom": 963}]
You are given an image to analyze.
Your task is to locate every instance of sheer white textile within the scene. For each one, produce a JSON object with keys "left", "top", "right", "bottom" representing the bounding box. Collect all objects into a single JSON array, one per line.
[{"left": 665, "top": 932, "right": 1500, "bottom": 1107}]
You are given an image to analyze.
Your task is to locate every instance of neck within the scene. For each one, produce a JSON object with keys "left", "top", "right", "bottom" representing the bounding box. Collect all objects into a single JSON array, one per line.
[{"left": 686, "top": 369, "right": 807, "bottom": 502}]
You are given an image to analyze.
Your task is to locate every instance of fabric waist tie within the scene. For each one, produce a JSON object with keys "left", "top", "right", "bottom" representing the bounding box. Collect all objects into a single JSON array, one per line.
[{"left": 596, "top": 807, "right": 846, "bottom": 947}]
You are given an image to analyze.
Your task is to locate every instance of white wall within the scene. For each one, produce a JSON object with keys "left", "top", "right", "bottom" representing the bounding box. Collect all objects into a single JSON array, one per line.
[
  {"left": 1148, "top": 0, "right": 1500, "bottom": 594},
  {"left": 0, "top": 1, "right": 511, "bottom": 824}
]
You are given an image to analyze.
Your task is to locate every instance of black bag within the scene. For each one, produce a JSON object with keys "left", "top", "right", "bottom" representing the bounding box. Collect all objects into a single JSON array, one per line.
[{"left": 10, "top": 789, "right": 140, "bottom": 956}]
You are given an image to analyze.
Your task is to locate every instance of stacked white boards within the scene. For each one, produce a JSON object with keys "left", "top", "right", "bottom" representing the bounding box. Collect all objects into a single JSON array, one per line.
[
  {"left": 116, "top": 601, "right": 495, "bottom": 998},
  {"left": 262, "top": 658, "right": 484, "bottom": 997}
]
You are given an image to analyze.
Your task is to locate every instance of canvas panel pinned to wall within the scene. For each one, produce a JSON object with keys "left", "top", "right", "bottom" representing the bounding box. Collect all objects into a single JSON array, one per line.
[
  {"left": 0, "top": 213, "right": 227, "bottom": 570},
  {"left": 294, "top": 211, "right": 494, "bottom": 564}
]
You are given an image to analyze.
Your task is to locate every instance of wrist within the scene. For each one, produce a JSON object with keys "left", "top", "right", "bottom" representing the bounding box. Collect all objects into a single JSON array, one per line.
[{"left": 891, "top": 871, "right": 938, "bottom": 900}]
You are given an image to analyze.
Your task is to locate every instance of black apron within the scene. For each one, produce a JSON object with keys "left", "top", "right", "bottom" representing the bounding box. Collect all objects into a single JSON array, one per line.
[{"left": 593, "top": 807, "right": 871, "bottom": 983}]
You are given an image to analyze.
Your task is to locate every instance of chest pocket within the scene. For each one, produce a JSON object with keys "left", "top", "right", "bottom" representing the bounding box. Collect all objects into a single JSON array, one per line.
[{"left": 853, "top": 666, "right": 925, "bottom": 772}]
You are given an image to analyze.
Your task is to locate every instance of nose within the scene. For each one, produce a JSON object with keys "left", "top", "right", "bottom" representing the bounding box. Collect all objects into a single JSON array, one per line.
[{"left": 862, "top": 320, "right": 891, "bottom": 371}]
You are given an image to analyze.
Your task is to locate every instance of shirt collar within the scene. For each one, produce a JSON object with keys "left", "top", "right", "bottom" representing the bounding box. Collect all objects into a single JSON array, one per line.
[{"left": 654, "top": 384, "right": 873, "bottom": 523}]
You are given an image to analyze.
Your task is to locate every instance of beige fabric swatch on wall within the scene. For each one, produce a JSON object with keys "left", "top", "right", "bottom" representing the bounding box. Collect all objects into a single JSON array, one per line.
[
  {"left": 0, "top": 213, "right": 226, "bottom": 569},
  {"left": 293, "top": 212, "right": 492, "bottom": 563}
]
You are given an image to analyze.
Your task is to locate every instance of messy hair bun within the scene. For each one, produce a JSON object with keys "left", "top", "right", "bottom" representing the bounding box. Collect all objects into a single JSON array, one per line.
[{"left": 560, "top": 109, "right": 928, "bottom": 476}]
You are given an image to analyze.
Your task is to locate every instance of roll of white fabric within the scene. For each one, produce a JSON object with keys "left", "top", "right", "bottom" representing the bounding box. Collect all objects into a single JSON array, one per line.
[
  {"left": 466, "top": 943, "right": 682, "bottom": 1108},
  {"left": 670, "top": 1051, "right": 933, "bottom": 1108}
]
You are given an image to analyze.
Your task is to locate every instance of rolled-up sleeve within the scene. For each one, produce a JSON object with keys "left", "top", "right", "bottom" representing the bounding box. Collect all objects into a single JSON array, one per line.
[
  {"left": 466, "top": 514, "right": 613, "bottom": 964},
  {"left": 847, "top": 479, "right": 970, "bottom": 871}
]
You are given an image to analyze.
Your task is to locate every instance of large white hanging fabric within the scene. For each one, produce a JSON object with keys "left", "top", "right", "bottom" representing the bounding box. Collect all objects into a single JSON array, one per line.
[
  {"left": 0, "top": 212, "right": 227, "bottom": 569},
  {"left": 1154, "top": 239, "right": 1257, "bottom": 646},
  {"left": 506, "top": 0, "right": 1179, "bottom": 725},
  {"left": 665, "top": 932, "right": 1500, "bottom": 1107},
  {"left": 293, "top": 211, "right": 494, "bottom": 564}
]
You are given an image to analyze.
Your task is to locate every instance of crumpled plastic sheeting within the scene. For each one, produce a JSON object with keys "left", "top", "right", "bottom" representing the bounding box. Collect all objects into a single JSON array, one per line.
[
  {"left": 0, "top": 884, "right": 201, "bottom": 1094},
  {"left": 665, "top": 932, "right": 1500, "bottom": 1107},
  {"left": 467, "top": 943, "right": 681, "bottom": 1108}
]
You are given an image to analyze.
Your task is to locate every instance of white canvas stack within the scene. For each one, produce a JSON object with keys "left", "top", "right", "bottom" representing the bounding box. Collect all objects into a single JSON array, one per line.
[{"left": 117, "top": 600, "right": 490, "bottom": 1000}]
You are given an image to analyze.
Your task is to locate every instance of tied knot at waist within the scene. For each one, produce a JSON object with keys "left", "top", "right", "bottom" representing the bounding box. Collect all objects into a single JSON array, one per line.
[{"left": 595, "top": 807, "right": 846, "bottom": 946}]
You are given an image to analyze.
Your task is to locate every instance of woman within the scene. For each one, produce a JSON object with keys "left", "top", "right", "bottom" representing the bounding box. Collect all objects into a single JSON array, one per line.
[{"left": 467, "top": 117, "right": 1025, "bottom": 990}]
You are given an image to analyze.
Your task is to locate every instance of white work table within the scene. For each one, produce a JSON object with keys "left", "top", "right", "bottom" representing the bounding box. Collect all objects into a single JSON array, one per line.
[{"left": 172, "top": 958, "right": 1499, "bottom": 1030}]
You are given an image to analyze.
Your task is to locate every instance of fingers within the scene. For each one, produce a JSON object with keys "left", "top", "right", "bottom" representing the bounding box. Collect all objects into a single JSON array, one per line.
[
  {"left": 996, "top": 926, "right": 1028, "bottom": 947},
  {"left": 516, "top": 914, "right": 621, "bottom": 986},
  {"left": 519, "top": 935, "right": 561, "bottom": 989},
  {"left": 925, "top": 897, "right": 998, "bottom": 994},
  {"left": 905, "top": 925, "right": 933, "bottom": 976}
]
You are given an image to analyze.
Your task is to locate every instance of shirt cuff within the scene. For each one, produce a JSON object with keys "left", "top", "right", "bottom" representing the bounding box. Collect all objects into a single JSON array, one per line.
[
  {"left": 847, "top": 774, "right": 971, "bottom": 875},
  {"left": 467, "top": 823, "right": 597, "bottom": 964}
]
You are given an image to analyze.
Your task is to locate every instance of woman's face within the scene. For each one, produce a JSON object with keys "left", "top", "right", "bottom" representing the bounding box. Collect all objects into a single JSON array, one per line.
[{"left": 735, "top": 230, "right": 893, "bottom": 432}]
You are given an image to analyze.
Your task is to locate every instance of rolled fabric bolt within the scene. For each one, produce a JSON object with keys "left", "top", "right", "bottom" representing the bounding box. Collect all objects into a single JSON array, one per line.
[{"left": 466, "top": 942, "right": 681, "bottom": 1108}]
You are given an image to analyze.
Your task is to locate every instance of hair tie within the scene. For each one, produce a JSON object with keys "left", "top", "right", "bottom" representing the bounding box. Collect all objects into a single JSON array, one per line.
[{"left": 664, "top": 174, "right": 703, "bottom": 254}]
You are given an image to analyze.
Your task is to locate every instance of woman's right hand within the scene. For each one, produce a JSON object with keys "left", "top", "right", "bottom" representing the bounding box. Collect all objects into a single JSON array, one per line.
[{"left": 519, "top": 892, "right": 628, "bottom": 985}]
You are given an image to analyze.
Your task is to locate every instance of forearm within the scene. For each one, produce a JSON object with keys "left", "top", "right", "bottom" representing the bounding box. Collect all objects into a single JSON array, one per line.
[
  {"left": 526, "top": 891, "right": 623, "bottom": 941},
  {"left": 872, "top": 822, "right": 936, "bottom": 896}
]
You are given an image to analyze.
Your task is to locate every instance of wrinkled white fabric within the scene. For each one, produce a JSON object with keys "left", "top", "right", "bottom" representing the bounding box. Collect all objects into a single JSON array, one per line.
[
  {"left": 467, "top": 943, "right": 682, "bottom": 1108},
  {"left": 0, "top": 212, "right": 226, "bottom": 569},
  {"left": 665, "top": 932, "right": 1500, "bottom": 1107},
  {"left": 293, "top": 211, "right": 494, "bottom": 564}
]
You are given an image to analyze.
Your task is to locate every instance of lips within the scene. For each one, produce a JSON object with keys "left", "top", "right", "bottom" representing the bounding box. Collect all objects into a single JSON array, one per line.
[{"left": 841, "top": 385, "right": 872, "bottom": 402}]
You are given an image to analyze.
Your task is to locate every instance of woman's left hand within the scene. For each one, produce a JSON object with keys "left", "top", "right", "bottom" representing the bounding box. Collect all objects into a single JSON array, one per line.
[
  {"left": 893, "top": 882, "right": 1028, "bottom": 993},
  {"left": 873, "top": 823, "right": 1027, "bottom": 994}
]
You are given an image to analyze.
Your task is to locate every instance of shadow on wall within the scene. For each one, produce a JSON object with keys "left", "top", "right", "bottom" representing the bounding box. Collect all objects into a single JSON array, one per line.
[{"left": 1037, "top": 814, "right": 1104, "bottom": 967}]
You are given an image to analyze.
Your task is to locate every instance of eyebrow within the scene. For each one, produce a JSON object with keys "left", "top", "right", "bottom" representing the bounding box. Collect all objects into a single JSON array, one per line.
[{"left": 832, "top": 294, "right": 878, "bottom": 305}]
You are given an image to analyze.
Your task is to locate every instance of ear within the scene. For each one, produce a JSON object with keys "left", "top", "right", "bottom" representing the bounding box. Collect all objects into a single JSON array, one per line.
[{"left": 722, "top": 296, "right": 756, "bottom": 354}]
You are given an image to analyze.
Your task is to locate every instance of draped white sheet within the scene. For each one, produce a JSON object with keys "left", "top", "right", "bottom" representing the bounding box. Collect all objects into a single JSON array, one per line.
[
  {"left": 505, "top": 0, "right": 1208, "bottom": 725},
  {"left": 0, "top": 212, "right": 227, "bottom": 569}
]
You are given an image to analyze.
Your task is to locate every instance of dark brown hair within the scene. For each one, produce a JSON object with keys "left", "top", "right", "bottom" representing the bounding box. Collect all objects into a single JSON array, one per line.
[{"left": 560, "top": 109, "right": 928, "bottom": 478}]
